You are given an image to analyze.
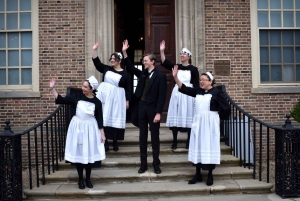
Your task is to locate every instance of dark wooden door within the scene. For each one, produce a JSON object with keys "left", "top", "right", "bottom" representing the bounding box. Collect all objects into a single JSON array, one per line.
[
  {"left": 114, "top": 1, "right": 124, "bottom": 52},
  {"left": 144, "top": 0, "right": 175, "bottom": 122}
]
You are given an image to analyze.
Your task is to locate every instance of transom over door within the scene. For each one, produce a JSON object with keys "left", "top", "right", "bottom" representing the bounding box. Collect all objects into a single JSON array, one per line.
[{"left": 145, "top": 0, "right": 175, "bottom": 122}]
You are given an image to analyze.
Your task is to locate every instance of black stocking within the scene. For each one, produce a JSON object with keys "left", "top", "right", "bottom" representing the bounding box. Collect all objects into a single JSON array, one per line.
[
  {"left": 85, "top": 167, "right": 91, "bottom": 181},
  {"left": 76, "top": 166, "right": 84, "bottom": 182},
  {"left": 171, "top": 130, "right": 178, "bottom": 149}
]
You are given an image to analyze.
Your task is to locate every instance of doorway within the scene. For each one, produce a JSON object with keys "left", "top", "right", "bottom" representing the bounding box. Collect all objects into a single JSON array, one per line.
[{"left": 114, "top": 0, "right": 175, "bottom": 123}]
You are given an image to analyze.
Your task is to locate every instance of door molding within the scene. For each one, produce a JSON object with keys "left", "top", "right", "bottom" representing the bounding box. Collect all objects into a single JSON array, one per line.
[{"left": 85, "top": 0, "right": 205, "bottom": 80}]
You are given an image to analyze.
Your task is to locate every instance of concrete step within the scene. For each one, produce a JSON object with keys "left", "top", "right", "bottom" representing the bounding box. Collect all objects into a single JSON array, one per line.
[
  {"left": 22, "top": 125, "right": 272, "bottom": 200},
  {"left": 22, "top": 193, "right": 288, "bottom": 201},
  {"left": 57, "top": 154, "right": 240, "bottom": 170},
  {"left": 23, "top": 179, "right": 273, "bottom": 200},
  {"left": 43, "top": 166, "right": 254, "bottom": 184},
  {"left": 105, "top": 143, "right": 232, "bottom": 157}
]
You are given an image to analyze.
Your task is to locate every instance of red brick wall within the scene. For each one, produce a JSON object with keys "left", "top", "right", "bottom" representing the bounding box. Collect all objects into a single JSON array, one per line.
[
  {"left": 204, "top": 0, "right": 299, "bottom": 125},
  {"left": 0, "top": 0, "right": 85, "bottom": 130}
]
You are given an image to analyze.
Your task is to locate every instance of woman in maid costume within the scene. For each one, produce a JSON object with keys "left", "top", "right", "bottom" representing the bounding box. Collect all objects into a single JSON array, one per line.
[
  {"left": 160, "top": 40, "right": 200, "bottom": 150},
  {"left": 92, "top": 42, "right": 132, "bottom": 152},
  {"left": 172, "top": 66, "right": 230, "bottom": 186},
  {"left": 50, "top": 76, "right": 106, "bottom": 190}
]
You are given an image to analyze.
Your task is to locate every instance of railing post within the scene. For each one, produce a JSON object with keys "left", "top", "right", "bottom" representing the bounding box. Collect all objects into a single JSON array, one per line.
[
  {"left": 275, "top": 114, "right": 300, "bottom": 198},
  {"left": 0, "top": 120, "right": 23, "bottom": 201}
]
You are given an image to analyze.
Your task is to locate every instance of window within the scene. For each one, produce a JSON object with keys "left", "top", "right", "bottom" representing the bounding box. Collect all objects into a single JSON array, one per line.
[
  {"left": 251, "top": 0, "right": 300, "bottom": 92},
  {"left": 0, "top": 0, "right": 39, "bottom": 97}
]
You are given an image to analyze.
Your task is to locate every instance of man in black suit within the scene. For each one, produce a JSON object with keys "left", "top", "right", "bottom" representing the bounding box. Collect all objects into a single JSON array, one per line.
[{"left": 122, "top": 39, "right": 167, "bottom": 174}]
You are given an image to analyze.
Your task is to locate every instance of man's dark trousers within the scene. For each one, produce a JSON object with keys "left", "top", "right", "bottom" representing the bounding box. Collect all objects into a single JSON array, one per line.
[{"left": 139, "top": 101, "right": 160, "bottom": 166}]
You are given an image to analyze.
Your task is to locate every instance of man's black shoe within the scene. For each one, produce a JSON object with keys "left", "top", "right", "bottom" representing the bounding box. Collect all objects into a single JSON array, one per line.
[
  {"left": 153, "top": 165, "right": 161, "bottom": 174},
  {"left": 138, "top": 165, "right": 148, "bottom": 173}
]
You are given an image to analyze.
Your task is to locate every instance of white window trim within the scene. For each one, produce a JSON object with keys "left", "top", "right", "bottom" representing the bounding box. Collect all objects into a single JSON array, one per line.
[
  {"left": 250, "top": 0, "right": 300, "bottom": 94},
  {"left": 0, "top": 1, "right": 40, "bottom": 98}
]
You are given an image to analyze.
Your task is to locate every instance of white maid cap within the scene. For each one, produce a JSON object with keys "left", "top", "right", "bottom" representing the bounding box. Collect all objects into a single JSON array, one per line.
[
  {"left": 181, "top": 48, "right": 192, "bottom": 57},
  {"left": 205, "top": 72, "right": 214, "bottom": 81},
  {"left": 86, "top": 75, "right": 99, "bottom": 90}
]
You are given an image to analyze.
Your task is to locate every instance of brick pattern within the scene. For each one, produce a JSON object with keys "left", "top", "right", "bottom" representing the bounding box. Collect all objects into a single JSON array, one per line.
[
  {"left": 0, "top": 0, "right": 86, "bottom": 129},
  {"left": 204, "top": 0, "right": 298, "bottom": 124}
]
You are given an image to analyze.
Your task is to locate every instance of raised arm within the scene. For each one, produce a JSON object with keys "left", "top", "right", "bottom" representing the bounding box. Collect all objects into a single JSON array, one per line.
[
  {"left": 50, "top": 78, "right": 77, "bottom": 105},
  {"left": 173, "top": 65, "right": 197, "bottom": 97},
  {"left": 92, "top": 42, "right": 110, "bottom": 74},
  {"left": 50, "top": 78, "right": 58, "bottom": 99},
  {"left": 160, "top": 40, "right": 166, "bottom": 63},
  {"left": 92, "top": 42, "right": 99, "bottom": 59},
  {"left": 122, "top": 39, "right": 142, "bottom": 77}
]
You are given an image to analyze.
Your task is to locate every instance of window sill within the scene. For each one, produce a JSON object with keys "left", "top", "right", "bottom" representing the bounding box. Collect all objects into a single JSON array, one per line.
[
  {"left": 0, "top": 91, "right": 41, "bottom": 98},
  {"left": 251, "top": 87, "right": 300, "bottom": 94}
]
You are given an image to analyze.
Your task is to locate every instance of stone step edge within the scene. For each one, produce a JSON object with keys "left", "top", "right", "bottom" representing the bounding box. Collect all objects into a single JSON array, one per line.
[
  {"left": 23, "top": 179, "right": 273, "bottom": 200},
  {"left": 43, "top": 166, "right": 254, "bottom": 184}
]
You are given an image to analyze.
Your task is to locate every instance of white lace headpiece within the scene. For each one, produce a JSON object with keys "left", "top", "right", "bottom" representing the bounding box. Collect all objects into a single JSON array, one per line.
[
  {"left": 181, "top": 48, "right": 192, "bottom": 57},
  {"left": 86, "top": 76, "right": 99, "bottom": 90}
]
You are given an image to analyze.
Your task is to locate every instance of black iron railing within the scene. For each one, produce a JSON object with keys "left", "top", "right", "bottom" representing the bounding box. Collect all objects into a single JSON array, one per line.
[{"left": 220, "top": 85, "right": 300, "bottom": 198}]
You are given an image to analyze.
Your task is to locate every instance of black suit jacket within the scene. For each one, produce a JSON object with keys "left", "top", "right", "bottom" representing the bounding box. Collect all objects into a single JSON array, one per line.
[{"left": 124, "top": 57, "right": 167, "bottom": 127}]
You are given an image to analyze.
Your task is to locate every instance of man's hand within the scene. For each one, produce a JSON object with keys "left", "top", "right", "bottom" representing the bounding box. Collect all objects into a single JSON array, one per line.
[{"left": 153, "top": 113, "right": 161, "bottom": 123}]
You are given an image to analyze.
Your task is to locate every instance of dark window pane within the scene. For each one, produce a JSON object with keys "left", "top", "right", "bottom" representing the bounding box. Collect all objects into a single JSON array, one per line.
[
  {"left": 282, "top": 30, "right": 293, "bottom": 45},
  {"left": 297, "top": 65, "right": 300, "bottom": 81},
  {"left": 260, "top": 47, "right": 269, "bottom": 63},
  {"left": 270, "top": 47, "right": 281, "bottom": 63},
  {"left": 283, "top": 47, "right": 293, "bottom": 63},
  {"left": 260, "top": 30, "right": 268, "bottom": 45},
  {"left": 0, "top": 69, "right": 5, "bottom": 85},
  {"left": 271, "top": 65, "right": 282, "bottom": 81},
  {"left": 21, "top": 68, "right": 31, "bottom": 84},
  {"left": 270, "top": 30, "right": 281, "bottom": 45},
  {"left": 8, "top": 68, "right": 19, "bottom": 85},
  {"left": 261, "top": 65, "right": 269, "bottom": 81}
]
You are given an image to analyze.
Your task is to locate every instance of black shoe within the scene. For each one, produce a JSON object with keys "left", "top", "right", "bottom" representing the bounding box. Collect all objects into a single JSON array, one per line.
[
  {"left": 206, "top": 173, "right": 213, "bottom": 186},
  {"left": 78, "top": 180, "right": 85, "bottom": 189},
  {"left": 138, "top": 165, "right": 148, "bottom": 174},
  {"left": 188, "top": 174, "right": 202, "bottom": 184},
  {"left": 153, "top": 165, "right": 161, "bottom": 174},
  {"left": 113, "top": 140, "right": 119, "bottom": 151},
  {"left": 85, "top": 179, "right": 93, "bottom": 188},
  {"left": 171, "top": 142, "right": 177, "bottom": 150}
]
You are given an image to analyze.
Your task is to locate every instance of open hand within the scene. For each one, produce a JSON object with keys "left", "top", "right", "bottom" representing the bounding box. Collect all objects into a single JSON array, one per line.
[
  {"left": 122, "top": 39, "right": 129, "bottom": 52},
  {"left": 172, "top": 65, "right": 178, "bottom": 78},
  {"left": 49, "top": 78, "right": 56, "bottom": 89},
  {"left": 160, "top": 40, "right": 165, "bottom": 51},
  {"left": 93, "top": 42, "right": 100, "bottom": 50}
]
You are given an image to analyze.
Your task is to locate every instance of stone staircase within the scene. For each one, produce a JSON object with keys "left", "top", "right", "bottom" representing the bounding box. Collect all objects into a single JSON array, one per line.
[{"left": 23, "top": 124, "right": 273, "bottom": 200}]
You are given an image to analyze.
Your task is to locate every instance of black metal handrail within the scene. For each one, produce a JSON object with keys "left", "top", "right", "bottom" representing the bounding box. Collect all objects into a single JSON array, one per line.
[
  {"left": 21, "top": 105, "right": 68, "bottom": 189},
  {"left": 220, "top": 85, "right": 289, "bottom": 184}
]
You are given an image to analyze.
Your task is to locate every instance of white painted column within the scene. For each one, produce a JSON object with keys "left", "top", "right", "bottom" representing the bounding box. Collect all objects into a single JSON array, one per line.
[
  {"left": 85, "top": 0, "right": 114, "bottom": 82},
  {"left": 175, "top": 0, "right": 205, "bottom": 73}
]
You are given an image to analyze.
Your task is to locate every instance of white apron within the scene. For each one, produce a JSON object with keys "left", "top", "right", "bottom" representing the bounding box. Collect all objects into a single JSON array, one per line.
[
  {"left": 166, "top": 70, "right": 195, "bottom": 128},
  {"left": 96, "top": 71, "right": 126, "bottom": 129},
  {"left": 188, "top": 94, "right": 220, "bottom": 164},
  {"left": 65, "top": 101, "right": 106, "bottom": 164}
]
